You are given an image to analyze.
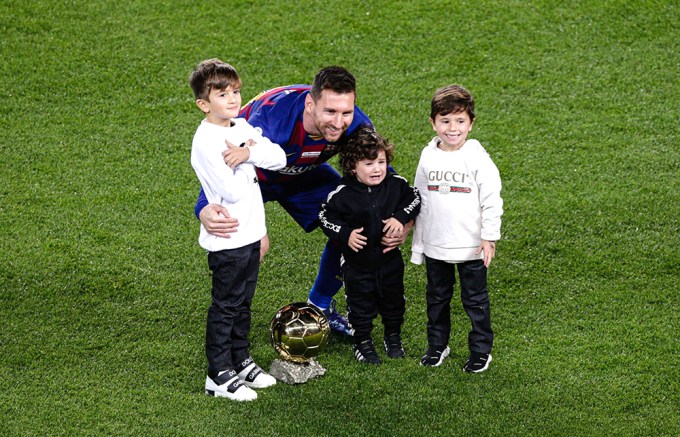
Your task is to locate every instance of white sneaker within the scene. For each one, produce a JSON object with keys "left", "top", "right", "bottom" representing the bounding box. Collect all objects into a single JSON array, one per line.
[
  {"left": 205, "top": 369, "right": 257, "bottom": 401},
  {"left": 236, "top": 357, "right": 277, "bottom": 389}
]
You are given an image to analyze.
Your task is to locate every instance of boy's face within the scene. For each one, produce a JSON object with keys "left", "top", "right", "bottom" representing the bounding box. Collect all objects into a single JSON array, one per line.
[
  {"left": 304, "top": 90, "right": 355, "bottom": 143},
  {"left": 196, "top": 85, "right": 242, "bottom": 126},
  {"left": 430, "top": 110, "right": 474, "bottom": 151},
  {"left": 354, "top": 150, "right": 387, "bottom": 186}
]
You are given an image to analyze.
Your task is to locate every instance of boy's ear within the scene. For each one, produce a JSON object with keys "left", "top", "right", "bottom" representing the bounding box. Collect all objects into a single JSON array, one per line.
[
  {"left": 196, "top": 99, "right": 210, "bottom": 114},
  {"left": 429, "top": 117, "right": 436, "bottom": 131}
]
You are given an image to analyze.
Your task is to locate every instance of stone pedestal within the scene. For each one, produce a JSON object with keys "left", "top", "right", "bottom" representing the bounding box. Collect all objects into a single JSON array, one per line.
[{"left": 269, "top": 359, "right": 326, "bottom": 384}]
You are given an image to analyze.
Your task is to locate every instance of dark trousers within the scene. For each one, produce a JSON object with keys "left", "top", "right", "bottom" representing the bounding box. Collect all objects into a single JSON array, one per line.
[
  {"left": 205, "top": 241, "right": 260, "bottom": 377},
  {"left": 344, "top": 257, "right": 406, "bottom": 343},
  {"left": 425, "top": 257, "right": 493, "bottom": 354}
]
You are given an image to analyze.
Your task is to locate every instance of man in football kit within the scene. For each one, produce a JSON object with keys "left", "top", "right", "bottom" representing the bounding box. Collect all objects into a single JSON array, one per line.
[{"left": 195, "top": 66, "right": 406, "bottom": 335}]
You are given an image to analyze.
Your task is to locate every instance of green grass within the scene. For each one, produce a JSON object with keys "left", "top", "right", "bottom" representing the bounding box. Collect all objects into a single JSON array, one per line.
[{"left": 1, "top": 0, "right": 678, "bottom": 435}]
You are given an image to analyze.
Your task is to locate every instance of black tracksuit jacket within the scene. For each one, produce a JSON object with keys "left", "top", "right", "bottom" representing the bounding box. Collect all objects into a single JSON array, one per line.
[{"left": 319, "top": 173, "right": 421, "bottom": 270}]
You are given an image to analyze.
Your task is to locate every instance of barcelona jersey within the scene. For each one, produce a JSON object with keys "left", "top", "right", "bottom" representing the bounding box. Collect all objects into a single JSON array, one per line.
[{"left": 238, "top": 85, "right": 373, "bottom": 185}]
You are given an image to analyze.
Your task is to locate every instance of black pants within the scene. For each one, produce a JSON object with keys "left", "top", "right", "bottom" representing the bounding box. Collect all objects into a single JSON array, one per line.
[
  {"left": 344, "top": 257, "right": 406, "bottom": 343},
  {"left": 205, "top": 241, "right": 260, "bottom": 377},
  {"left": 425, "top": 257, "right": 493, "bottom": 354}
]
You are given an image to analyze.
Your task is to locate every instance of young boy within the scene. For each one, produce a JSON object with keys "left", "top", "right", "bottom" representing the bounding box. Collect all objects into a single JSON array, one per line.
[
  {"left": 319, "top": 126, "right": 420, "bottom": 364},
  {"left": 411, "top": 85, "right": 503, "bottom": 373},
  {"left": 189, "top": 59, "right": 286, "bottom": 400}
]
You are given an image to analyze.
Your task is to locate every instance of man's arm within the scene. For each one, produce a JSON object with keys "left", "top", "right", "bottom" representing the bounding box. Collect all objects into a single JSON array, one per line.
[{"left": 194, "top": 187, "right": 239, "bottom": 238}]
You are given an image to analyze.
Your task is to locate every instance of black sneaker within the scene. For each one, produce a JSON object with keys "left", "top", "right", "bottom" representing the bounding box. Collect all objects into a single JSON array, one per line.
[
  {"left": 419, "top": 345, "right": 450, "bottom": 367},
  {"left": 383, "top": 333, "right": 405, "bottom": 358},
  {"left": 463, "top": 352, "right": 492, "bottom": 373},
  {"left": 353, "top": 339, "right": 382, "bottom": 364}
]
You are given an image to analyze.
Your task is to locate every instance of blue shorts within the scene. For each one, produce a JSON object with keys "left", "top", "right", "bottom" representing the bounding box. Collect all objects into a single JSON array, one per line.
[{"left": 260, "top": 163, "right": 341, "bottom": 233}]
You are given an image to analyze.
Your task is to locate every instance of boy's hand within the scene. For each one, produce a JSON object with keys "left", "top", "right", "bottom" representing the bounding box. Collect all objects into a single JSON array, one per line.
[
  {"left": 476, "top": 240, "right": 496, "bottom": 267},
  {"left": 382, "top": 218, "right": 403, "bottom": 238},
  {"left": 222, "top": 139, "right": 252, "bottom": 169},
  {"left": 381, "top": 220, "right": 413, "bottom": 253},
  {"left": 348, "top": 228, "right": 367, "bottom": 252}
]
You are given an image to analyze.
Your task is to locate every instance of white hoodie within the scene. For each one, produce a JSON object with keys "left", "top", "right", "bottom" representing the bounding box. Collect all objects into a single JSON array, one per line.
[
  {"left": 191, "top": 118, "right": 286, "bottom": 252},
  {"left": 410, "top": 137, "right": 503, "bottom": 264}
]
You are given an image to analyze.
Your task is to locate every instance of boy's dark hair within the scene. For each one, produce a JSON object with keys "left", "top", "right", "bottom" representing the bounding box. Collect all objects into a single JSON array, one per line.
[
  {"left": 339, "top": 126, "right": 394, "bottom": 176},
  {"left": 430, "top": 84, "right": 475, "bottom": 121},
  {"left": 189, "top": 58, "right": 242, "bottom": 101},
  {"left": 309, "top": 66, "right": 356, "bottom": 101}
]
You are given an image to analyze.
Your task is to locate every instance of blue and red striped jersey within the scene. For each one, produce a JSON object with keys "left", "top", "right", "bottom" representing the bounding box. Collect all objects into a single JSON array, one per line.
[{"left": 238, "top": 85, "right": 373, "bottom": 184}]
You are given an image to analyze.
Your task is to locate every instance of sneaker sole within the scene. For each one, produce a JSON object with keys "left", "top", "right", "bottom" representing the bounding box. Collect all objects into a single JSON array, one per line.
[
  {"left": 205, "top": 389, "right": 257, "bottom": 401},
  {"left": 205, "top": 376, "right": 257, "bottom": 401},
  {"left": 464, "top": 354, "right": 493, "bottom": 373},
  {"left": 242, "top": 377, "right": 277, "bottom": 389},
  {"left": 420, "top": 346, "right": 450, "bottom": 367}
]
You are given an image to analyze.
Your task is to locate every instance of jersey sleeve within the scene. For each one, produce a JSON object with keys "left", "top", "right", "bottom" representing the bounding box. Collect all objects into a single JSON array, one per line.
[{"left": 240, "top": 87, "right": 305, "bottom": 147}]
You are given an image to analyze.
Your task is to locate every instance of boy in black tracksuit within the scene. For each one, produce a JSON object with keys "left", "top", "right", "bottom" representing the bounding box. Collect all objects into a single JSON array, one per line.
[{"left": 319, "top": 126, "right": 420, "bottom": 364}]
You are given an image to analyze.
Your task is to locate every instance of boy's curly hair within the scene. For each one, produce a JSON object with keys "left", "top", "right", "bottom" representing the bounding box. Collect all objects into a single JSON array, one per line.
[{"left": 339, "top": 126, "right": 394, "bottom": 176}]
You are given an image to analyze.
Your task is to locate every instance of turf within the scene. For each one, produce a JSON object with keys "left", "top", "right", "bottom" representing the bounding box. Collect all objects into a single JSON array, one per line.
[{"left": 1, "top": 0, "right": 678, "bottom": 435}]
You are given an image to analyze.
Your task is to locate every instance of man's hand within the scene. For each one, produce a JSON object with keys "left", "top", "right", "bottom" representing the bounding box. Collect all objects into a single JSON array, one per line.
[
  {"left": 477, "top": 240, "right": 496, "bottom": 268},
  {"left": 381, "top": 220, "right": 413, "bottom": 253},
  {"left": 199, "top": 204, "right": 239, "bottom": 238},
  {"left": 222, "top": 139, "right": 253, "bottom": 169},
  {"left": 259, "top": 234, "right": 270, "bottom": 261},
  {"left": 382, "top": 218, "right": 404, "bottom": 238}
]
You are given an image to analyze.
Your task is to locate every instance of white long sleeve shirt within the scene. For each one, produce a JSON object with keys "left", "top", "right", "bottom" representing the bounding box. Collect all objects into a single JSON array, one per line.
[
  {"left": 410, "top": 137, "right": 503, "bottom": 264},
  {"left": 191, "top": 118, "right": 286, "bottom": 252}
]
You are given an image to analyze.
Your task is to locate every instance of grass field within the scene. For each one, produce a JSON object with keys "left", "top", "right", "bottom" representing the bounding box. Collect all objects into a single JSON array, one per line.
[{"left": 1, "top": 0, "right": 678, "bottom": 435}]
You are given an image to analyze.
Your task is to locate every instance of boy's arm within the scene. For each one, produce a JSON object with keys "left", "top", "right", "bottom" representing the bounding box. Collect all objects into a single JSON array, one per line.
[
  {"left": 391, "top": 176, "right": 422, "bottom": 225},
  {"left": 191, "top": 138, "right": 252, "bottom": 205},
  {"left": 410, "top": 157, "right": 428, "bottom": 265},
  {"left": 477, "top": 155, "right": 503, "bottom": 242},
  {"left": 243, "top": 126, "right": 286, "bottom": 170},
  {"left": 194, "top": 186, "right": 239, "bottom": 238},
  {"left": 318, "top": 187, "right": 353, "bottom": 244},
  {"left": 221, "top": 122, "right": 287, "bottom": 170}
]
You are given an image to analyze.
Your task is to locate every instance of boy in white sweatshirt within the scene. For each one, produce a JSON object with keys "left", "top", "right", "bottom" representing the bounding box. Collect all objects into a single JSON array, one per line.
[
  {"left": 411, "top": 85, "right": 503, "bottom": 373},
  {"left": 189, "top": 59, "right": 286, "bottom": 400}
]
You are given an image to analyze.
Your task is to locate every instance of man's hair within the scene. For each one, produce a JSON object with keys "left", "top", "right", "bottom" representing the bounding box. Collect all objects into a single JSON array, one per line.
[
  {"left": 189, "top": 59, "right": 242, "bottom": 101},
  {"left": 309, "top": 66, "right": 356, "bottom": 101},
  {"left": 339, "top": 126, "right": 394, "bottom": 176},
  {"left": 430, "top": 84, "right": 475, "bottom": 121}
]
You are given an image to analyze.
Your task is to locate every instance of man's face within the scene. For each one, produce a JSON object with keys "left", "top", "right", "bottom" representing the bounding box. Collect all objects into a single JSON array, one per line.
[{"left": 304, "top": 90, "right": 355, "bottom": 143}]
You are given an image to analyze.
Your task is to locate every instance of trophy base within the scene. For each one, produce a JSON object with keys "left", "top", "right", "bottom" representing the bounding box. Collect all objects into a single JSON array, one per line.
[{"left": 269, "top": 359, "right": 326, "bottom": 384}]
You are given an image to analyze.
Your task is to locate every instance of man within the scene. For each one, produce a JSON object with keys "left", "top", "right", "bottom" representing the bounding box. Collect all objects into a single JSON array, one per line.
[{"left": 195, "top": 66, "right": 405, "bottom": 335}]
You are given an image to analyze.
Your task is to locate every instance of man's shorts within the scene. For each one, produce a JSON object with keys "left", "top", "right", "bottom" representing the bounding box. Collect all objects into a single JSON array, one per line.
[{"left": 260, "top": 163, "right": 342, "bottom": 233}]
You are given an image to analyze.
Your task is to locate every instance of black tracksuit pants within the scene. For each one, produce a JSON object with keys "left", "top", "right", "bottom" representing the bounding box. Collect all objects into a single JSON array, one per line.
[
  {"left": 343, "top": 255, "right": 406, "bottom": 343},
  {"left": 425, "top": 256, "right": 493, "bottom": 354},
  {"left": 205, "top": 241, "right": 260, "bottom": 377}
]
